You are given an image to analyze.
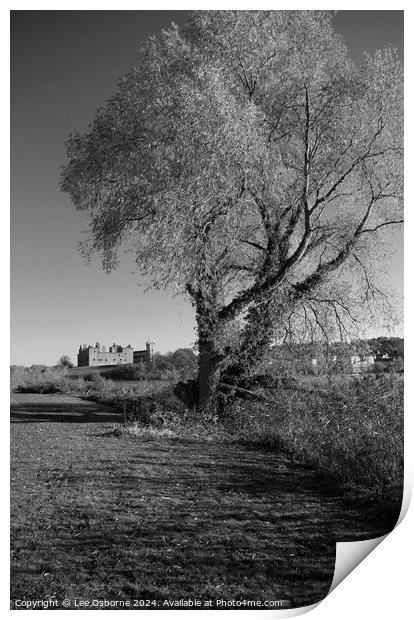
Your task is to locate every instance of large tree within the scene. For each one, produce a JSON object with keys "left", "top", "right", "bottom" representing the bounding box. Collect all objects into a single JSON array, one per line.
[{"left": 61, "top": 11, "right": 403, "bottom": 409}]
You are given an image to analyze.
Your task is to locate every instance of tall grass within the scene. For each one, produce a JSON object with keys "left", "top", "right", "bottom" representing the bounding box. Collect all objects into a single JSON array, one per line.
[{"left": 225, "top": 374, "right": 403, "bottom": 500}]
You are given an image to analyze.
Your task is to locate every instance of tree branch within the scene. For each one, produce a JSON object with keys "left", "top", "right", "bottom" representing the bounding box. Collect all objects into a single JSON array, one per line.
[
  {"left": 360, "top": 219, "right": 403, "bottom": 234},
  {"left": 238, "top": 238, "right": 267, "bottom": 252}
]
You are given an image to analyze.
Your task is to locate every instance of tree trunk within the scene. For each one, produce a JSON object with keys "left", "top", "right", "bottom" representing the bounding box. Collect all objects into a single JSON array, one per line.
[
  {"left": 197, "top": 336, "right": 221, "bottom": 411},
  {"left": 193, "top": 288, "right": 278, "bottom": 412},
  {"left": 221, "top": 302, "right": 275, "bottom": 388},
  {"left": 191, "top": 279, "right": 224, "bottom": 412}
]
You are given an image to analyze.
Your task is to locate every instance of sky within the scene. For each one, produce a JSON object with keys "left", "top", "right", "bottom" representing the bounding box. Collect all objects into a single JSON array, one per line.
[{"left": 10, "top": 10, "right": 404, "bottom": 366}]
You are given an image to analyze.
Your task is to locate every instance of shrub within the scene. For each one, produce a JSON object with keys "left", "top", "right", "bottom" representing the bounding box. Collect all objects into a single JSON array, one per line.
[
  {"left": 103, "top": 364, "right": 148, "bottom": 381},
  {"left": 11, "top": 365, "right": 67, "bottom": 392}
]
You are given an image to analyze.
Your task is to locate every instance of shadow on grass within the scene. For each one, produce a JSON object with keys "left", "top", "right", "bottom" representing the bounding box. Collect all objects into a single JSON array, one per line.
[
  {"left": 10, "top": 397, "right": 123, "bottom": 424},
  {"left": 15, "top": 437, "right": 398, "bottom": 607},
  {"left": 11, "top": 395, "right": 402, "bottom": 608}
]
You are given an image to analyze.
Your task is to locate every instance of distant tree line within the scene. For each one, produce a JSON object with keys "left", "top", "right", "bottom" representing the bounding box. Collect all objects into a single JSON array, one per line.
[
  {"left": 265, "top": 337, "right": 403, "bottom": 377},
  {"left": 12, "top": 337, "right": 402, "bottom": 392},
  {"left": 364, "top": 336, "right": 404, "bottom": 360}
]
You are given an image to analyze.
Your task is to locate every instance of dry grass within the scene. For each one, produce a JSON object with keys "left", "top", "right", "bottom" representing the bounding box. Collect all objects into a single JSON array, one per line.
[
  {"left": 11, "top": 366, "right": 403, "bottom": 501},
  {"left": 89, "top": 373, "right": 403, "bottom": 502},
  {"left": 224, "top": 374, "right": 403, "bottom": 502},
  {"left": 11, "top": 392, "right": 399, "bottom": 609}
]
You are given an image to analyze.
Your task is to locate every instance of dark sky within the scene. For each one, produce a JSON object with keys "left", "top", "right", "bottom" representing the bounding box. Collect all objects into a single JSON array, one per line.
[{"left": 10, "top": 11, "right": 404, "bottom": 366}]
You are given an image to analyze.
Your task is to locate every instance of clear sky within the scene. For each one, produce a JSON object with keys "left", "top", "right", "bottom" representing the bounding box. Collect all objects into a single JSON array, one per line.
[{"left": 10, "top": 10, "right": 403, "bottom": 366}]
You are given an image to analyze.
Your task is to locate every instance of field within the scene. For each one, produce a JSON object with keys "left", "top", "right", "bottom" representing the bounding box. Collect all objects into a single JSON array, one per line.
[{"left": 10, "top": 390, "right": 401, "bottom": 609}]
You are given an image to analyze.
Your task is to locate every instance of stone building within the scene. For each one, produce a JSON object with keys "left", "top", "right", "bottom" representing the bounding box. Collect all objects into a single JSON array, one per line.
[
  {"left": 77, "top": 341, "right": 153, "bottom": 367},
  {"left": 311, "top": 353, "right": 375, "bottom": 372},
  {"left": 350, "top": 353, "right": 375, "bottom": 369},
  {"left": 134, "top": 341, "right": 154, "bottom": 365}
]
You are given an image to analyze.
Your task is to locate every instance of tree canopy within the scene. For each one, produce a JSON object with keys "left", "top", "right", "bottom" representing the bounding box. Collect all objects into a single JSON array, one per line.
[
  {"left": 57, "top": 355, "right": 74, "bottom": 368},
  {"left": 61, "top": 11, "right": 403, "bottom": 406}
]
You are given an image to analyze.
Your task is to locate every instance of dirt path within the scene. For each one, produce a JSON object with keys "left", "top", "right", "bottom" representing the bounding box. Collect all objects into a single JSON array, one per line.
[{"left": 10, "top": 392, "right": 398, "bottom": 609}]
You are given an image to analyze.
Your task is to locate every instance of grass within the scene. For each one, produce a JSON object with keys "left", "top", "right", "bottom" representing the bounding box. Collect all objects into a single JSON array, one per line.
[
  {"left": 10, "top": 392, "right": 400, "bottom": 609},
  {"left": 78, "top": 372, "right": 404, "bottom": 503},
  {"left": 224, "top": 374, "right": 404, "bottom": 503},
  {"left": 11, "top": 366, "right": 404, "bottom": 502}
]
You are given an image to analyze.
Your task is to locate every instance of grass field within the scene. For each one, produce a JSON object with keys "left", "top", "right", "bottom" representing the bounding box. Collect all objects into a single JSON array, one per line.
[{"left": 10, "top": 392, "right": 400, "bottom": 610}]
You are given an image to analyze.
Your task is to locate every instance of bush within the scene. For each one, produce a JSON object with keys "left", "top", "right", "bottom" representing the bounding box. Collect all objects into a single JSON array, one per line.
[
  {"left": 151, "top": 349, "right": 198, "bottom": 381},
  {"left": 14, "top": 382, "right": 63, "bottom": 394},
  {"left": 11, "top": 365, "right": 67, "bottom": 392},
  {"left": 103, "top": 364, "right": 148, "bottom": 381}
]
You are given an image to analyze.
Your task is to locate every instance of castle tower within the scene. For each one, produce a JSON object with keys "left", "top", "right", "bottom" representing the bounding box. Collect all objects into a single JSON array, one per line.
[{"left": 146, "top": 340, "right": 154, "bottom": 364}]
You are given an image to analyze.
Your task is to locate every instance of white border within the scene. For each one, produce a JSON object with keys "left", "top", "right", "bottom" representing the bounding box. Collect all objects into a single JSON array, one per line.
[{"left": 4, "top": 3, "right": 411, "bottom": 619}]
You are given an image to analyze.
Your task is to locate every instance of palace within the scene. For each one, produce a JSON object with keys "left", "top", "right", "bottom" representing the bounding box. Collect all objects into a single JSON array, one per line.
[{"left": 77, "top": 341, "right": 154, "bottom": 367}]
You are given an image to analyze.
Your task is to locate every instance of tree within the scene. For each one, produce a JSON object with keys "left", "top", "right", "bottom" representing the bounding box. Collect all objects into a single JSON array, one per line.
[
  {"left": 151, "top": 348, "right": 198, "bottom": 380},
  {"left": 367, "top": 336, "right": 404, "bottom": 359},
  {"left": 61, "top": 11, "right": 403, "bottom": 411},
  {"left": 57, "top": 355, "right": 74, "bottom": 368},
  {"left": 168, "top": 348, "right": 198, "bottom": 379}
]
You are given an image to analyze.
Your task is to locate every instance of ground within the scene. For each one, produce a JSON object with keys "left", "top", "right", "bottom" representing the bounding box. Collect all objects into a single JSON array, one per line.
[{"left": 10, "top": 392, "right": 399, "bottom": 610}]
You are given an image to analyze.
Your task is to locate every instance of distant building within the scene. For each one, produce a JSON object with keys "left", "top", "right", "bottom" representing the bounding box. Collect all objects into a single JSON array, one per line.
[
  {"left": 134, "top": 341, "right": 154, "bottom": 365},
  {"left": 374, "top": 351, "right": 393, "bottom": 363},
  {"left": 77, "top": 341, "right": 154, "bottom": 367},
  {"left": 350, "top": 354, "right": 375, "bottom": 370},
  {"left": 311, "top": 353, "right": 375, "bottom": 372}
]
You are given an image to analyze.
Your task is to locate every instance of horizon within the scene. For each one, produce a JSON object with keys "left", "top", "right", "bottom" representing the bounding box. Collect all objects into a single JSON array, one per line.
[
  {"left": 11, "top": 333, "right": 404, "bottom": 369},
  {"left": 11, "top": 10, "right": 404, "bottom": 366}
]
